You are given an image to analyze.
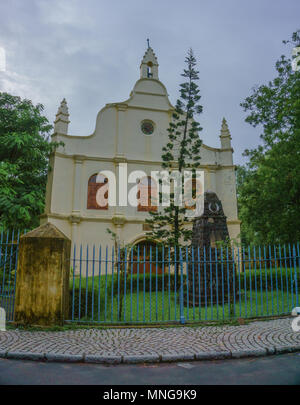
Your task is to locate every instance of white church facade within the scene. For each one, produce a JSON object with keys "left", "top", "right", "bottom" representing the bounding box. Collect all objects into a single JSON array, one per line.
[{"left": 41, "top": 46, "right": 241, "bottom": 249}]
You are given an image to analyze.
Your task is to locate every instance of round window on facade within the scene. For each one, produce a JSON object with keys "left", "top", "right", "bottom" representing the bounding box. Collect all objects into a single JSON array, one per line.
[{"left": 141, "top": 120, "right": 154, "bottom": 135}]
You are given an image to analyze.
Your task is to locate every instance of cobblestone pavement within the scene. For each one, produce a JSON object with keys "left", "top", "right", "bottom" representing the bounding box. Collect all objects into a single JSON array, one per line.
[{"left": 0, "top": 318, "right": 299, "bottom": 364}]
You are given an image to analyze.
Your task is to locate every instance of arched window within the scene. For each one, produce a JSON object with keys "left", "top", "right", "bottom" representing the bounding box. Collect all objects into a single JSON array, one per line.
[
  {"left": 87, "top": 173, "right": 108, "bottom": 210},
  {"left": 137, "top": 176, "right": 157, "bottom": 212}
]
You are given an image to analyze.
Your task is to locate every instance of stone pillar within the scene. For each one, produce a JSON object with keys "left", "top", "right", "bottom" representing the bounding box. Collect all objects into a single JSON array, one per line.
[{"left": 14, "top": 223, "right": 71, "bottom": 326}]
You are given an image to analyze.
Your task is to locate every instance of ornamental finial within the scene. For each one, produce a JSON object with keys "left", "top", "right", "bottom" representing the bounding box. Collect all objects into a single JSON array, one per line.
[
  {"left": 54, "top": 98, "right": 70, "bottom": 135},
  {"left": 221, "top": 117, "right": 229, "bottom": 134},
  {"left": 220, "top": 117, "right": 232, "bottom": 150}
]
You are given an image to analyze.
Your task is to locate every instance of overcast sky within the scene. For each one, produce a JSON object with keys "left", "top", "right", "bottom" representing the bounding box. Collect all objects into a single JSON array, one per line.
[{"left": 0, "top": 0, "right": 299, "bottom": 164}]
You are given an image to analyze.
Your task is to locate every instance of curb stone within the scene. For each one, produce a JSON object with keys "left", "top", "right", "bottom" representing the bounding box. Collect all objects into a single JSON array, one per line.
[
  {"left": 275, "top": 345, "right": 300, "bottom": 354},
  {"left": 266, "top": 347, "right": 276, "bottom": 355},
  {"left": 122, "top": 354, "right": 160, "bottom": 364},
  {"left": 161, "top": 353, "right": 195, "bottom": 362},
  {"left": 45, "top": 353, "right": 83, "bottom": 362},
  {"left": 195, "top": 351, "right": 231, "bottom": 360},
  {"left": 231, "top": 348, "right": 267, "bottom": 358},
  {"left": 6, "top": 351, "right": 45, "bottom": 361},
  {"left": 85, "top": 355, "right": 122, "bottom": 364},
  {"left": 0, "top": 350, "right": 7, "bottom": 358},
  {"left": 1, "top": 348, "right": 300, "bottom": 364}
]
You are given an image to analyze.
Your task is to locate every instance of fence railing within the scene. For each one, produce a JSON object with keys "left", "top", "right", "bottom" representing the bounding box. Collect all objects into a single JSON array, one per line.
[
  {"left": 0, "top": 230, "right": 22, "bottom": 321},
  {"left": 0, "top": 232, "right": 299, "bottom": 325},
  {"left": 67, "top": 243, "right": 300, "bottom": 325}
]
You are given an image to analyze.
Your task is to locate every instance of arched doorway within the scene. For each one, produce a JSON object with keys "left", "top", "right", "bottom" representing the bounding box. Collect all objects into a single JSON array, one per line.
[{"left": 130, "top": 241, "right": 164, "bottom": 274}]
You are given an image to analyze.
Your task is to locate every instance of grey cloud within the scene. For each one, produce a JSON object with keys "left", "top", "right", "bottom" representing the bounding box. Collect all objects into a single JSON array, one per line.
[{"left": 0, "top": 0, "right": 299, "bottom": 163}]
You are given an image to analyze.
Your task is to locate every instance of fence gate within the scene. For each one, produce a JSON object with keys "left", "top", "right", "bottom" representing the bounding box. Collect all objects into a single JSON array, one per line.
[{"left": 0, "top": 231, "right": 20, "bottom": 321}]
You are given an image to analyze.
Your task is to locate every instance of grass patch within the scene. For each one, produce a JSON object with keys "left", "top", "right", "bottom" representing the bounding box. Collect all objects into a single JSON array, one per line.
[{"left": 69, "top": 271, "right": 299, "bottom": 324}]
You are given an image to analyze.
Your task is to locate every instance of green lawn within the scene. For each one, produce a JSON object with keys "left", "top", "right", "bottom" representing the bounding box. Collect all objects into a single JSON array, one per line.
[{"left": 69, "top": 272, "right": 299, "bottom": 323}]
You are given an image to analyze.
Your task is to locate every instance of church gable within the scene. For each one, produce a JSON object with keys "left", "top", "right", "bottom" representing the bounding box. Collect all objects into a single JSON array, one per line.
[{"left": 51, "top": 45, "right": 235, "bottom": 166}]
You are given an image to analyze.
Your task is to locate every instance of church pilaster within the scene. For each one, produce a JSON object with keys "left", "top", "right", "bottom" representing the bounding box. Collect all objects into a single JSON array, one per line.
[{"left": 72, "top": 155, "right": 84, "bottom": 215}]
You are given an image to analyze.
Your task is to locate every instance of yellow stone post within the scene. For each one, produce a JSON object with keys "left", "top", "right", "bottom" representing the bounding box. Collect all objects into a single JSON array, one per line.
[{"left": 14, "top": 223, "right": 71, "bottom": 326}]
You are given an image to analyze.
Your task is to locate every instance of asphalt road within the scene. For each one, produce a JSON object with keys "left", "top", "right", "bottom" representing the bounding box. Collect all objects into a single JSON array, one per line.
[{"left": 0, "top": 353, "right": 299, "bottom": 385}]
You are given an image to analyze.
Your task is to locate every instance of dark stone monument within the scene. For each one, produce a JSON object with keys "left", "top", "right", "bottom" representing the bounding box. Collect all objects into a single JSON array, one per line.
[{"left": 185, "top": 191, "right": 237, "bottom": 307}]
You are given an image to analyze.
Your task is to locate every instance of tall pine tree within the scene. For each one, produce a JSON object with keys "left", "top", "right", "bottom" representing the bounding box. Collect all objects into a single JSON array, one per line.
[{"left": 145, "top": 49, "right": 203, "bottom": 260}]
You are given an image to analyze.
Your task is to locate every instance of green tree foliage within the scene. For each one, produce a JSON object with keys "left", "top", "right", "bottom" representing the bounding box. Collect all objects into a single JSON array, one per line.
[
  {"left": 238, "top": 31, "right": 300, "bottom": 245},
  {"left": 145, "top": 49, "right": 203, "bottom": 248},
  {"left": 0, "top": 92, "right": 61, "bottom": 230}
]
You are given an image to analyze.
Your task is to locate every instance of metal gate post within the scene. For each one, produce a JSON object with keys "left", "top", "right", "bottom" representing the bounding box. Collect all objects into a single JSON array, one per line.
[{"left": 179, "top": 248, "right": 185, "bottom": 324}]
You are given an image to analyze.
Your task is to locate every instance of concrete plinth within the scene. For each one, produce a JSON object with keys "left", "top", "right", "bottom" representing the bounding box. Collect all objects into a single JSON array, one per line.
[{"left": 14, "top": 223, "right": 71, "bottom": 326}]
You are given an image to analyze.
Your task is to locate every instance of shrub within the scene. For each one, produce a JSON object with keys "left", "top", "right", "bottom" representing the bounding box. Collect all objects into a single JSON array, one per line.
[{"left": 237, "top": 267, "right": 299, "bottom": 292}]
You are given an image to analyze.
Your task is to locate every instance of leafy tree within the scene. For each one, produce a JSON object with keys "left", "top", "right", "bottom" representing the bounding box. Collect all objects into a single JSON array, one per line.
[
  {"left": 238, "top": 30, "right": 300, "bottom": 245},
  {"left": 0, "top": 92, "right": 60, "bottom": 231},
  {"left": 145, "top": 49, "right": 203, "bottom": 276}
]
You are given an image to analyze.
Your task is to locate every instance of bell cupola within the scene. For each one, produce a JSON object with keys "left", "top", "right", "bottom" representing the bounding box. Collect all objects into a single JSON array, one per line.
[{"left": 140, "top": 39, "right": 159, "bottom": 80}]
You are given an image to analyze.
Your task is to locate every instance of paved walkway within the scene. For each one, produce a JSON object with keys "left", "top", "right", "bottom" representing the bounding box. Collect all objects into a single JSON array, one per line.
[{"left": 0, "top": 318, "right": 299, "bottom": 364}]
